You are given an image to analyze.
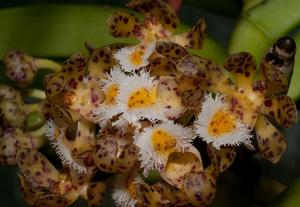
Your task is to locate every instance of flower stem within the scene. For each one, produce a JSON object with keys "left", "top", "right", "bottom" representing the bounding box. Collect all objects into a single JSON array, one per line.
[{"left": 35, "top": 58, "right": 62, "bottom": 72}]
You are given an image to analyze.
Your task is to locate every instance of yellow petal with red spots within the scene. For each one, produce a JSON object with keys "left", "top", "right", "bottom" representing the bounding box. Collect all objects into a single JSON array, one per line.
[
  {"left": 107, "top": 11, "right": 143, "bottom": 39},
  {"left": 183, "top": 171, "right": 216, "bottom": 207},
  {"left": 44, "top": 71, "right": 66, "bottom": 100},
  {"left": 160, "top": 145, "right": 203, "bottom": 189},
  {"left": 255, "top": 115, "right": 287, "bottom": 164},
  {"left": 127, "top": 0, "right": 179, "bottom": 33},
  {"left": 155, "top": 41, "right": 188, "bottom": 63},
  {"left": 138, "top": 181, "right": 171, "bottom": 206},
  {"left": 229, "top": 88, "right": 265, "bottom": 128},
  {"left": 261, "top": 95, "right": 297, "bottom": 128},
  {"left": 172, "top": 18, "right": 207, "bottom": 49},
  {"left": 87, "top": 47, "right": 117, "bottom": 80},
  {"left": 41, "top": 100, "right": 73, "bottom": 127},
  {"left": 177, "top": 55, "right": 235, "bottom": 95},
  {"left": 224, "top": 52, "right": 257, "bottom": 90},
  {"left": 149, "top": 54, "right": 180, "bottom": 77},
  {"left": 16, "top": 148, "right": 62, "bottom": 188},
  {"left": 261, "top": 62, "right": 288, "bottom": 96},
  {"left": 207, "top": 145, "right": 236, "bottom": 174},
  {"left": 87, "top": 181, "right": 107, "bottom": 207}
]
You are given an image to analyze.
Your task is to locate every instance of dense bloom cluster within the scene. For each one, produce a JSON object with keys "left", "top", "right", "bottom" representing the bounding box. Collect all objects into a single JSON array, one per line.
[{"left": 0, "top": 0, "right": 297, "bottom": 206}]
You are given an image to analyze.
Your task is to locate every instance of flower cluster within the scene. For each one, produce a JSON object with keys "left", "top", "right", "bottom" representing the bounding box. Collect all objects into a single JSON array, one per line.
[{"left": 0, "top": 0, "right": 297, "bottom": 206}]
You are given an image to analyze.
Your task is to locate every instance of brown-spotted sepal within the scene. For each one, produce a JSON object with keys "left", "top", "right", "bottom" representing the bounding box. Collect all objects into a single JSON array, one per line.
[
  {"left": 155, "top": 41, "right": 188, "bottom": 63},
  {"left": 255, "top": 115, "right": 287, "bottom": 163},
  {"left": 177, "top": 55, "right": 235, "bottom": 95},
  {"left": 207, "top": 145, "right": 236, "bottom": 174},
  {"left": 183, "top": 171, "right": 216, "bottom": 206},
  {"left": 44, "top": 71, "right": 66, "bottom": 101},
  {"left": 16, "top": 148, "right": 62, "bottom": 188},
  {"left": 261, "top": 95, "right": 297, "bottom": 128},
  {"left": 107, "top": 11, "right": 143, "bottom": 39},
  {"left": 159, "top": 145, "right": 203, "bottom": 189},
  {"left": 148, "top": 54, "right": 180, "bottom": 78},
  {"left": 93, "top": 126, "right": 138, "bottom": 173},
  {"left": 87, "top": 46, "right": 120, "bottom": 81},
  {"left": 229, "top": 86, "right": 265, "bottom": 128},
  {"left": 127, "top": 0, "right": 179, "bottom": 33},
  {"left": 172, "top": 18, "right": 207, "bottom": 49},
  {"left": 4, "top": 50, "right": 37, "bottom": 87},
  {"left": 87, "top": 181, "right": 107, "bottom": 207},
  {"left": 224, "top": 52, "right": 257, "bottom": 89},
  {"left": 41, "top": 100, "right": 73, "bottom": 128}
]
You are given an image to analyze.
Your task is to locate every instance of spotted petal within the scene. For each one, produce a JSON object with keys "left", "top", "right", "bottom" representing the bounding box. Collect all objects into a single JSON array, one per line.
[
  {"left": 44, "top": 71, "right": 66, "bottom": 100},
  {"left": 16, "top": 148, "right": 62, "bottom": 188},
  {"left": 261, "top": 62, "right": 288, "bottom": 96},
  {"left": 138, "top": 181, "right": 171, "bottom": 206},
  {"left": 172, "top": 18, "right": 207, "bottom": 49},
  {"left": 261, "top": 95, "right": 297, "bottom": 128},
  {"left": 160, "top": 145, "right": 203, "bottom": 189},
  {"left": 93, "top": 127, "right": 138, "bottom": 173},
  {"left": 87, "top": 181, "right": 107, "bottom": 207},
  {"left": 155, "top": 41, "right": 188, "bottom": 63},
  {"left": 255, "top": 115, "right": 287, "bottom": 164},
  {"left": 41, "top": 100, "right": 73, "bottom": 127},
  {"left": 149, "top": 54, "right": 180, "bottom": 77},
  {"left": 207, "top": 145, "right": 236, "bottom": 173},
  {"left": 183, "top": 171, "right": 216, "bottom": 207},
  {"left": 93, "top": 134, "right": 118, "bottom": 173},
  {"left": 87, "top": 46, "right": 118, "bottom": 81},
  {"left": 127, "top": 0, "right": 179, "bottom": 33},
  {"left": 177, "top": 55, "right": 235, "bottom": 95},
  {"left": 224, "top": 52, "right": 257, "bottom": 89},
  {"left": 107, "top": 11, "right": 143, "bottom": 39}
]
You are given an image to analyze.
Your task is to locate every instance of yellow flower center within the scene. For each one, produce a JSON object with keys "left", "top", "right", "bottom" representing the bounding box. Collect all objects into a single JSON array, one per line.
[
  {"left": 128, "top": 87, "right": 156, "bottom": 108},
  {"left": 208, "top": 109, "right": 236, "bottom": 137},
  {"left": 151, "top": 129, "right": 177, "bottom": 156},
  {"left": 130, "top": 50, "right": 143, "bottom": 66},
  {"left": 104, "top": 84, "right": 118, "bottom": 105}
]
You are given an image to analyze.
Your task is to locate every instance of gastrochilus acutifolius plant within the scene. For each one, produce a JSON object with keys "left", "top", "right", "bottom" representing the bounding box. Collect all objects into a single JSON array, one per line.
[{"left": 0, "top": 0, "right": 297, "bottom": 206}]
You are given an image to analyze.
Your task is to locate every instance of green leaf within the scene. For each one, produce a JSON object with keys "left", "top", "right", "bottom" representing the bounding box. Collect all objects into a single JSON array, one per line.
[{"left": 0, "top": 5, "right": 226, "bottom": 63}]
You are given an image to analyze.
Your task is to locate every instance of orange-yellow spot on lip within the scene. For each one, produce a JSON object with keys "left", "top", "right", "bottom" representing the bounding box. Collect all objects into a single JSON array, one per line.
[
  {"left": 130, "top": 50, "right": 143, "bottom": 66},
  {"left": 128, "top": 87, "right": 156, "bottom": 108},
  {"left": 151, "top": 129, "right": 177, "bottom": 157},
  {"left": 105, "top": 84, "right": 118, "bottom": 105},
  {"left": 208, "top": 109, "right": 236, "bottom": 137}
]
